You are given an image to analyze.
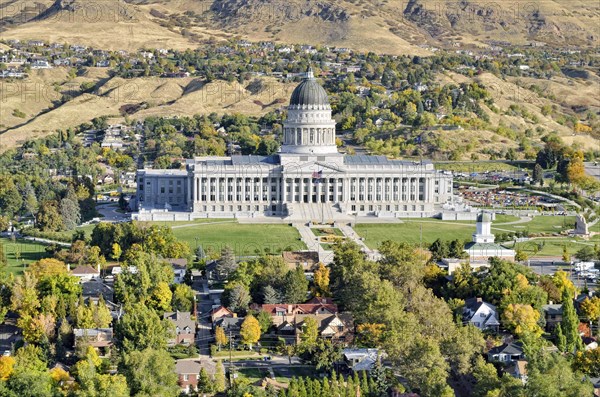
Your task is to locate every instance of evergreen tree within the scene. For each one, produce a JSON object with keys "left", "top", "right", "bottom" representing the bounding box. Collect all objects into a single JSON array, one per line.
[
  {"left": 322, "top": 377, "right": 331, "bottom": 397},
  {"left": 197, "top": 367, "right": 213, "bottom": 393},
  {"left": 214, "top": 361, "right": 226, "bottom": 393},
  {"left": 262, "top": 284, "right": 282, "bottom": 304},
  {"left": 555, "top": 323, "right": 566, "bottom": 353},
  {"left": 284, "top": 265, "right": 309, "bottom": 303},
  {"left": 561, "top": 289, "right": 583, "bottom": 353},
  {"left": 360, "top": 371, "right": 370, "bottom": 396}
]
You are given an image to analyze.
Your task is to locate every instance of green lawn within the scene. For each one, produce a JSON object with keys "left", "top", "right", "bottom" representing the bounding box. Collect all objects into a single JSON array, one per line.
[
  {"left": 273, "top": 366, "right": 317, "bottom": 384},
  {"left": 0, "top": 237, "right": 49, "bottom": 275},
  {"left": 491, "top": 215, "right": 576, "bottom": 234},
  {"left": 355, "top": 215, "right": 577, "bottom": 250},
  {"left": 356, "top": 221, "right": 476, "bottom": 249},
  {"left": 159, "top": 221, "right": 306, "bottom": 256},
  {"left": 512, "top": 238, "right": 597, "bottom": 257},
  {"left": 237, "top": 368, "right": 270, "bottom": 384}
]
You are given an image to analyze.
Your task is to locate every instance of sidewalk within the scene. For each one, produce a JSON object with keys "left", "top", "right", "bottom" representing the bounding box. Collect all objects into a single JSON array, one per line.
[
  {"left": 339, "top": 224, "right": 381, "bottom": 261},
  {"left": 293, "top": 223, "right": 334, "bottom": 264}
]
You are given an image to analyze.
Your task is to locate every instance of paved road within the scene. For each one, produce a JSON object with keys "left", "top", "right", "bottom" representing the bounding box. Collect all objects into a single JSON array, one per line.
[
  {"left": 585, "top": 162, "right": 600, "bottom": 181},
  {"left": 527, "top": 259, "right": 596, "bottom": 290},
  {"left": 96, "top": 203, "right": 130, "bottom": 222}
]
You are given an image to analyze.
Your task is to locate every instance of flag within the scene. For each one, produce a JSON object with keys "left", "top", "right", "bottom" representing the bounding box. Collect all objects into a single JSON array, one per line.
[{"left": 312, "top": 170, "right": 322, "bottom": 183}]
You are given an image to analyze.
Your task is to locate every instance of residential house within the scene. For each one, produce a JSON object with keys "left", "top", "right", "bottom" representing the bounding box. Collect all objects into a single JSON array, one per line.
[
  {"left": 506, "top": 360, "right": 528, "bottom": 384},
  {"left": 282, "top": 251, "right": 320, "bottom": 272},
  {"left": 258, "top": 301, "right": 339, "bottom": 327},
  {"left": 541, "top": 304, "right": 563, "bottom": 331},
  {"left": 211, "top": 306, "right": 234, "bottom": 324},
  {"left": 175, "top": 359, "right": 202, "bottom": 394},
  {"left": 73, "top": 328, "right": 113, "bottom": 356},
  {"left": 81, "top": 279, "right": 114, "bottom": 302},
  {"left": 463, "top": 297, "right": 500, "bottom": 332},
  {"left": 164, "top": 311, "right": 196, "bottom": 346},
  {"left": 214, "top": 316, "right": 244, "bottom": 335},
  {"left": 488, "top": 342, "right": 525, "bottom": 363},
  {"left": 583, "top": 336, "right": 598, "bottom": 351},
  {"left": 293, "top": 313, "right": 353, "bottom": 343},
  {"left": 166, "top": 258, "right": 188, "bottom": 284},
  {"left": 342, "top": 348, "right": 379, "bottom": 372},
  {"left": 70, "top": 264, "right": 100, "bottom": 281}
]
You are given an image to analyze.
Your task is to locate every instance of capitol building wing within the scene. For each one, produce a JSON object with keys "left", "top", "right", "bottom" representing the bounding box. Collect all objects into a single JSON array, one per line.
[{"left": 134, "top": 69, "right": 453, "bottom": 221}]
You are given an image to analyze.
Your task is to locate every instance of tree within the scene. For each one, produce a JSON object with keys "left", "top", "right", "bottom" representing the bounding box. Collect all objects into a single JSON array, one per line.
[
  {"left": 171, "top": 284, "right": 194, "bottom": 312},
  {"left": 215, "top": 326, "right": 228, "bottom": 351},
  {"left": 36, "top": 200, "right": 63, "bottom": 232},
  {"left": 111, "top": 243, "right": 122, "bottom": 263},
  {"left": 115, "top": 302, "right": 172, "bottom": 352},
  {"left": 429, "top": 239, "right": 449, "bottom": 261},
  {"left": 552, "top": 270, "right": 576, "bottom": 299},
  {"left": 501, "top": 303, "right": 543, "bottom": 337},
  {"left": 197, "top": 367, "right": 213, "bottom": 394},
  {"left": 283, "top": 265, "right": 309, "bottom": 303},
  {"left": 223, "top": 283, "right": 251, "bottom": 313},
  {"left": 580, "top": 296, "right": 600, "bottom": 329},
  {"left": 313, "top": 263, "right": 330, "bottom": 296},
  {"left": 555, "top": 323, "right": 566, "bottom": 352},
  {"left": 533, "top": 163, "right": 544, "bottom": 185},
  {"left": 149, "top": 281, "right": 172, "bottom": 312},
  {"left": 562, "top": 245, "right": 571, "bottom": 263},
  {"left": 60, "top": 196, "right": 81, "bottom": 230},
  {"left": 561, "top": 289, "right": 583, "bottom": 353},
  {"left": 121, "top": 348, "right": 179, "bottom": 397},
  {"left": 214, "top": 361, "right": 226, "bottom": 393},
  {"left": 299, "top": 316, "right": 319, "bottom": 351},
  {"left": 7, "top": 345, "right": 53, "bottom": 397},
  {"left": 0, "top": 175, "right": 23, "bottom": 217},
  {"left": 256, "top": 310, "right": 272, "bottom": 334},
  {"left": 515, "top": 249, "right": 528, "bottom": 263},
  {"left": 356, "top": 323, "right": 386, "bottom": 347},
  {"left": 217, "top": 245, "right": 237, "bottom": 277},
  {"left": 262, "top": 285, "right": 282, "bottom": 304},
  {"left": 574, "top": 347, "right": 600, "bottom": 377},
  {"left": 240, "top": 314, "right": 261, "bottom": 350},
  {"left": 0, "top": 356, "right": 15, "bottom": 381},
  {"left": 576, "top": 246, "right": 596, "bottom": 262}
]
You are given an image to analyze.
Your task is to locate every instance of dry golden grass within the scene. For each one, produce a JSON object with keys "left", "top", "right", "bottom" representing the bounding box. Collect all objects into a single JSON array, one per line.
[{"left": 0, "top": 74, "right": 296, "bottom": 150}]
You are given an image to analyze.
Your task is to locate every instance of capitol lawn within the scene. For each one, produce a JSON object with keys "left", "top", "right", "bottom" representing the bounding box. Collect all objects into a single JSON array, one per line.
[
  {"left": 355, "top": 214, "right": 580, "bottom": 254},
  {"left": 156, "top": 220, "right": 307, "bottom": 256}
]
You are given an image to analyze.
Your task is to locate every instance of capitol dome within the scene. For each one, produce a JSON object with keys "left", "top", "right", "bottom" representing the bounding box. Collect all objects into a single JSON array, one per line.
[{"left": 289, "top": 68, "right": 330, "bottom": 109}]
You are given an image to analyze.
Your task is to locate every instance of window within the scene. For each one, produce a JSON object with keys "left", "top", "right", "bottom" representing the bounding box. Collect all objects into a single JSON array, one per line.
[{"left": 183, "top": 374, "right": 189, "bottom": 381}]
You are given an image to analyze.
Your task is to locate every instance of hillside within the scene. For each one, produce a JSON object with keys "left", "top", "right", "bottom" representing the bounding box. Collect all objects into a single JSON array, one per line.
[
  {"left": 1, "top": 0, "right": 598, "bottom": 54},
  {"left": 0, "top": 72, "right": 295, "bottom": 149}
]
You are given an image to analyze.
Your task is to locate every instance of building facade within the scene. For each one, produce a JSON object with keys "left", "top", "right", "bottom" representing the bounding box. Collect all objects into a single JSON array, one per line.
[{"left": 134, "top": 69, "right": 453, "bottom": 221}]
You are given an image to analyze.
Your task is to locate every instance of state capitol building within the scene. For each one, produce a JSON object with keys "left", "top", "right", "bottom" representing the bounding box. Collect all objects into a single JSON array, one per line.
[{"left": 134, "top": 69, "right": 453, "bottom": 221}]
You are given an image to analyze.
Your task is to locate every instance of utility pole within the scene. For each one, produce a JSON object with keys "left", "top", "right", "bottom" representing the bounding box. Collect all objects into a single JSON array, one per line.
[{"left": 229, "top": 330, "right": 235, "bottom": 392}]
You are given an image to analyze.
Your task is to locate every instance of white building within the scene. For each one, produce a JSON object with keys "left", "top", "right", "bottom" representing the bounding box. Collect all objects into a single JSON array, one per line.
[
  {"left": 134, "top": 69, "right": 453, "bottom": 221},
  {"left": 462, "top": 297, "right": 500, "bottom": 331},
  {"left": 464, "top": 212, "right": 516, "bottom": 261}
]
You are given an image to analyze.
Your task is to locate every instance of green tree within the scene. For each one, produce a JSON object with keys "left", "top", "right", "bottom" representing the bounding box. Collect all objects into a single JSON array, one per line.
[
  {"left": 576, "top": 246, "right": 596, "bottom": 262},
  {"left": 171, "top": 284, "right": 195, "bottom": 312},
  {"left": 121, "top": 348, "right": 179, "bottom": 397},
  {"left": 59, "top": 196, "right": 81, "bottom": 230},
  {"left": 240, "top": 314, "right": 261, "bottom": 350},
  {"left": 36, "top": 200, "right": 64, "bottom": 232},
  {"left": 197, "top": 367, "right": 213, "bottom": 394},
  {"left": 255, "top": 310, "right": 272, "bottom": 333},
  {"left": 283, "top": 265, "right": 309, "bottom": 303},
  {"left": 561, "top": 289, "right": 583, "bottom": 353},
  {"left": 299, "top": 316, "right": 319, "bottom": 351},
  {"left": 217, "top": 245, "right": 237, "bottom": 277},
  {"left": 115, "top": 302, "right": 172, "bottom": 352},
  {"left": 149, "top": 281, "right": 172, "bottom": 312},
  {"left": 214, "top": 361, "right": 226, "bottom": 393}
]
